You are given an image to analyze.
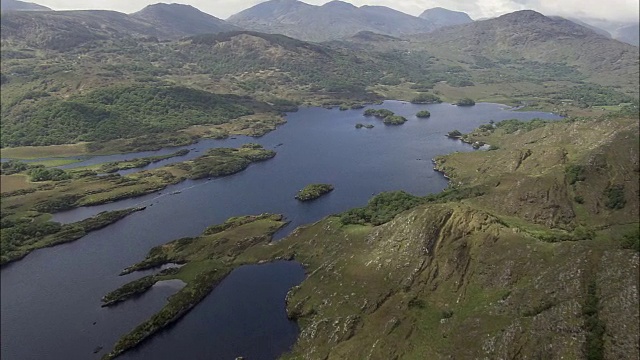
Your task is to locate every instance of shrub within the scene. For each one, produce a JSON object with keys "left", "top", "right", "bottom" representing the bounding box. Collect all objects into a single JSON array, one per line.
[
  {"left": 604, "top": 185, "right": 625, "bottom": 209},
  {"left": 410, "top": 93, "right": 442, "bottom": 104}
]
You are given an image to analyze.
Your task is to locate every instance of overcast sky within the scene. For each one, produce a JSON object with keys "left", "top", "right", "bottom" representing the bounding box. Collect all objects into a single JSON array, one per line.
[{"left": 32, "top": 0, "right": 640, "bottom": 23}]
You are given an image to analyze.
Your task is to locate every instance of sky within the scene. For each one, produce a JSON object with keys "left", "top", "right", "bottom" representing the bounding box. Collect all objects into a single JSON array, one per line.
[{"left": 32, "top": 0, "right": 640, "bottom": 23}]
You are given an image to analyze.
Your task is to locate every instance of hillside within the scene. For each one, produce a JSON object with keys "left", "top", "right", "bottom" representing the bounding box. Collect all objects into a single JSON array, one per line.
[
  {"left": 227, "top": 0, "right": 436, "bottom": 42},
  {"left": 131, "top": 3, "right": 239, "bottom": 37},
  {"left": 0, "top": 0, "right": 51, "bottom": 12},
  {"left": 412, "top": 10, "right": 640, "bottom": 95},
  {"left": 419, "top": 7, "right": 473, "bottom": 28}
]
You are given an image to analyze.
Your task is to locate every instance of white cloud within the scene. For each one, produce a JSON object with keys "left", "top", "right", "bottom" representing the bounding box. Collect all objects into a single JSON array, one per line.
[{"left": 32, "top": 0, "right": 640, "bottom": 22}]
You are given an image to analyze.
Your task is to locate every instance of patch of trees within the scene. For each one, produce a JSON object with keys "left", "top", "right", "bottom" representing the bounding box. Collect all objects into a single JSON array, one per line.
[
  {"left": 1, "top": 160, "right": 30, "bottom": 175},
  {"left": 363, "top": 109, "right": 407, "bottom": 125},
  {"left": 340, "top": 191, "right": 423, "bottom": 226},
  {"left": 495, "top": 118, "right": 550, "bottom": 134},
  {"left": 455, "top": 98, "right": 476, "bottom": 106},
  {"left": 410, "top": 93, "right": 442, "bottom": 104},
  {"left": 295, "top": 184, "right": 334, "bottom": 201},
  {"left": 604, "top": 184, "right": 626, "bottom": 209},
  {"left": 28, "top": 167, "right": 70, "bottom": 182},
  {"left": 1, "top": 85, "right": 254, "bottom": 147},
  {"left": 557, "top": 84, "right": 635, "bottom": 107},
  {"left": 565, "top": 165, "right": 586, "bottom": 185},
  {"left": 416, "top": 110, "right": 431, "bottom": 118}
]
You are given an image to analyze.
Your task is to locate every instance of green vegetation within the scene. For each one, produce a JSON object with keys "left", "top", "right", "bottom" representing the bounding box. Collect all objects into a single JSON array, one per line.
[
  {"left": 340, "top": 191, "right": 423, "bottom": 225},
  {"left": 410, "top": 93, "right": 443, "bottom": 104},
  {"left": 99, "top": 149, "right": 190, "bottom": 173},
  {"left": 557, "top": 84, "right": 635, "bottom": 107},
  {"left": 101, "top": 267, "right": 180, "bottom": 307},
  {"left": 1, "top": 160, "right": 30, "bottom": 175},
  {"left": 1, "top": 208, "right": 143, "bottom": 265},
  {"left": 566, "top": 165, "right": 586, "bottom": 185},
  {"left": 620, "top": 228, "right": 639, "bottom": 252},
  {"left": 455, "top": 97, "right": 476, "bottom": 106},
  {"left": 102, "top": 214, "right": 287, "bottom": 360},
  {"left": 0, "top": 144, "right": 278, "bottom": 266},
  {"left": 363, "top": 108, "right": 407, "bottom": 125},
  {"left": 604, "top": 184, "right": 626, "bottom": 209},
  {"left": 416, "top": 110, "right": 431, "bottom": 118},
  {"left": 494, "top": 118, "right": 551, "bottom": 134},
  {"left": 2, "top": 85, "right": 254, "bottom": 147},
  {"left": 447, "top": 130, "right": 462, "bottom": 138},
  {"left": 27, "top": 167, "right": 70, "bottom": 182},
  {"left": 179, "top": 145, "right": 275, "bottom": 180},
  {"left": 583, "top": 279, "right": 605, "bottom": 360},
  {"left": 295, "top": 184, "right": 334, "bottom": 201}
]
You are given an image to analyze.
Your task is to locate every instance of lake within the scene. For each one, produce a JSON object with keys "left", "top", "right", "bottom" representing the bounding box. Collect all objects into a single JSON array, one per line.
[{"left": 0, "top": 101, "right": 561, "bottom": 360}]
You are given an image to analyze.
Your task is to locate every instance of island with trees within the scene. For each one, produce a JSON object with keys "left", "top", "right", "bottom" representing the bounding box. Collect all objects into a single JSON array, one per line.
[
  {"left": 416, "top": 110, "right": 431, "bottom": 118},
  {"left": 295, "top": 184, "right": 334, "bottom": 201},
  {"left": 363, "top": 109, "right": 407, "bottom": 125}
]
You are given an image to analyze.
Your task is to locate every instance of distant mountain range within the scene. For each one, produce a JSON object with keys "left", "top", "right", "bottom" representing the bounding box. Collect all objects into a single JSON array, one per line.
[{"left": 227, "top": 0, "right": 438, "bottom": 42}]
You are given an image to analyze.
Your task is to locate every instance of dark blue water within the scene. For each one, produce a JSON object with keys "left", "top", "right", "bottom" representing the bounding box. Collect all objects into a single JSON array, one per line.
[
  {"left": 119, "top": 262, "right": 305, "bottom": 360},
  {"left": 0, "top": 101, "right": 561, "bottom": 360}
]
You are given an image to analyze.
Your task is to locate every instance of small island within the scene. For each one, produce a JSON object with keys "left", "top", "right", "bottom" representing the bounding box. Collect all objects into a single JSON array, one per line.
[
  {"left": 454, "top": 98, "right": 476, "bottom": 106},
  {"left": 446, "top": 130, "right": 463, "bottom": 138},
  {"left": 416, "top": 110, "right": 431, "bottom": 118},
  {"left": 355, "top": 123, "right": 375, "bottom": 129},
  {"left": 363, "top": 109, "right": 407, "bottom": 125},
  {"left": 295, "top": 184, "right": 334, "bottom": 201}
]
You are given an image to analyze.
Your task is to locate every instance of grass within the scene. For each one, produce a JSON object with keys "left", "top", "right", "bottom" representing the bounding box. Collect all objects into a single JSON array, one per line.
[
  {"left": 0, "top": 143, "right": 90, "bottom": 159},
  {"left": 28, "top": 158, "right": 82, "bottom": 167},
  {"left": 0, "top": 174, "right": 34, "bottom": 193}
]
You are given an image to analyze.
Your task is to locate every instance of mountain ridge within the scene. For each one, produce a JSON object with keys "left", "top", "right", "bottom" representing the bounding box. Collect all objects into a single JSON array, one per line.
[
  {"left": 0, "top": 0, "right": 51, "bottom": 12},
  {"left": 131, "top": 3, "right": 239, "bottom": 37}
]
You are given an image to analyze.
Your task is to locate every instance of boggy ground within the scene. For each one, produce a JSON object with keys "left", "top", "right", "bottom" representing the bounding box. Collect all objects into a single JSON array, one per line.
[{"left": 103, "top": 113, "right": 639, "bottom": 359}]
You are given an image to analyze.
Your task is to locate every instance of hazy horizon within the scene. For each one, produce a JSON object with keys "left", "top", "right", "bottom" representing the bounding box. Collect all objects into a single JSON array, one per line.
[{"left": 23, "top": 0, "right": 640, "bottom": 23}]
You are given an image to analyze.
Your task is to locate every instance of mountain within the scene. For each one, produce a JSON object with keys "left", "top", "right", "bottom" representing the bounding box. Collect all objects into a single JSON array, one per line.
[
  {"left": 227, "top": 0, "right": 436, "bottom": 42},
  {"left": 131, "top": 3, "right": 239, "bottom": 37},
  {"left": 414, "top": 10, "right": 639, "bottom": 93},
  {"left": 0, "top": 0, "right": 51, "bottom": 12},
  {"left": 0, "top": 10, "right": 166, "bottom": 50},
  {"left": 613, "top": 24, "right": 639, "bottom": 46},
  {"left": 1, "top": 4, "right": 240, "bottom": 51},
  {"left": 419, "top": 7, "right": 473, "bottom": 28}
]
